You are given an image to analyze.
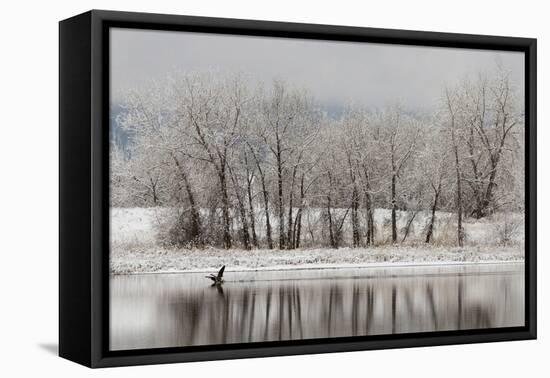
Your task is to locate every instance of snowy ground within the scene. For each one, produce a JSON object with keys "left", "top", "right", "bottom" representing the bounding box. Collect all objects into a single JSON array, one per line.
[
  {"left": 110, "top": 207, "right": 524, "bottom": 275},
  {"left": 110, "top": 244, "right": 524, "bottom": 275}
]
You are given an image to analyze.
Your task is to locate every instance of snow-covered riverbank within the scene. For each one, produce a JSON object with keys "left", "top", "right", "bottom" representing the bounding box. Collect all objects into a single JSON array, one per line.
[
  {"left": 109, "top": 207, "right": 525, "bottom": 275},
  {"left": 110, "top": 245, "right": 524, "bottom": 275}
]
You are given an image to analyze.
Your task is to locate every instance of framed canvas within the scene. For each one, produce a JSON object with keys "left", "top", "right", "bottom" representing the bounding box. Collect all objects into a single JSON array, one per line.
[{"left": 59, "top": 10, "right": 537, "bottom": 368}]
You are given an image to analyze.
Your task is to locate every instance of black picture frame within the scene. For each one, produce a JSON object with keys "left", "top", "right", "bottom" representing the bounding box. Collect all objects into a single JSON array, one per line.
[{"left": 59, "top": 9, "right": 537, "bottom": 368}]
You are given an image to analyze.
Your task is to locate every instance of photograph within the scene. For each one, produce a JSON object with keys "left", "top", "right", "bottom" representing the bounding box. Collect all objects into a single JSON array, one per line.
[{"left": 108, "top": 27, "right": 526, "bottom": 351}]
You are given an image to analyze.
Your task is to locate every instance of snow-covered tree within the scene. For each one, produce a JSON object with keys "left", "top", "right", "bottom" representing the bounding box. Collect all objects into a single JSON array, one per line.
[{"left": 110, "top": 65, "right": 524, "bottom": 250}]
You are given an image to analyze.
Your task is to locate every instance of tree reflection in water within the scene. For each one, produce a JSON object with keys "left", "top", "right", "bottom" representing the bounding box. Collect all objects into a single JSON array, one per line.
[{"left": 109, "top": 265, "right": 524, "bottom": 350}]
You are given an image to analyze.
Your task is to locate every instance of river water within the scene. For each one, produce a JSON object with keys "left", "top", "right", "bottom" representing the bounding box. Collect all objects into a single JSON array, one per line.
[{"left": 109, "top": 263, "right": 524, "bottom": 351}]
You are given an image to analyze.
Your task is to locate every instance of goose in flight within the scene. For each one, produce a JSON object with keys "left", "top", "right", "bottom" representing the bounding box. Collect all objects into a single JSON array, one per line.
[{"left": 205, "top": 265, "right": 225, "bottom": 285}]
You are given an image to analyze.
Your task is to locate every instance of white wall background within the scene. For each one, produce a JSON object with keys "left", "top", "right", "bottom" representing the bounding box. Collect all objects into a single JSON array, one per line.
[{"left": 0, "top": 0, "right": 546, "bottom": 376}]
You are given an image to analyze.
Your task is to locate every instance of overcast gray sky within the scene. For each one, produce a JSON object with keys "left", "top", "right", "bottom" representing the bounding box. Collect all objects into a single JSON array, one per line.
[{"left": 110, "top": 28, "right": 524, "bottom": 111}]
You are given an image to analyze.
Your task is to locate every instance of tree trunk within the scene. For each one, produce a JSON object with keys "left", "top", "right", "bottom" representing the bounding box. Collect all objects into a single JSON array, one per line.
[
  {"left": 236, "top": 199, "right": 251, "bottom": 250},
  {"left": 246, "top": 183, "right": 258, "bottom": 248},
  {"left": 249, "top": 145, "right": 273, "bottom": 249},
  {"left": 276, "top": 140, "right": 285, "bottom": 249},
  {"left": 229, "top": 166, "right": 251, "bottom": 250},
  {"left": 172, "top": 155, "right": 201, "bottom": 244},
  {"left": 391, "top": 173, "right": 398, "bottom": 243},
  {"left": 294, "top": 210, "right": 302, "bottom": 248},
  {"left": 351, "top": 185, "right": 360, "bottom": 247},
  {"left": 262, "top": 181, "right": 273, "bottom": 249},
  {"left": 286, "top": 202, "right": 293, "bottom": 249},
  {"left": 366, "top": 193, "right": 374, "bottom": 245},
  {"left": 452, "top": 136, "right": 464, "bottom": 247},
  {"left": 326, "top": 173, "right": 336, "bottom": 248},
  {"left": 363, "top": 166, "right": 374, "bottom": 246},
  {"left": 467, "top": 127, "right": 484, "bottom": 219},
  {"left": 327, "top": 195, "right": 335, "bottom": 248},
  {"left": 425, "top": 185, "right": 440, "bottom": 244},
  {"left": 447, "top": 92, "right": 464, "bottom": 247},
  {"left": 286, "top": 166, "right": 299, "bottom": 249},
  {"left": 347, "top": 155, "right": 360, "bottom": 248},
  {"left": 401, "top": 210, "right": 419, "bottom": 243},
  {"left": 293, "top": 175, "right": 306, "bottom": 248},
  {"left": 149, "top": 177, "right": 159, "bottom": 205},
  {"left": 479, "top": 158, "right": 499, "bottom": 218},
  {"left": 244, "top": 153, "right": 258, "bottom": 248},
  {"left": 219, "top": 168, "right": 232, "bottom": 249}
]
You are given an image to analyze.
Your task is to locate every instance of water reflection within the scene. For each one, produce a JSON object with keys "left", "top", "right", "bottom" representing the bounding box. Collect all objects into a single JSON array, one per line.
[{"left": 110, "top": 264, "right": 524, "bottom": 350}]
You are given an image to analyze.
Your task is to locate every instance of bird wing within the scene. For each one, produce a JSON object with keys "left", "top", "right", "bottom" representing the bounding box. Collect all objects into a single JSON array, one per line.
[
  {"left": 205, "top": 275, "right": 216, "bottom": 281},
  {"left": 217, "top": 265, "right": 226, "bottom": 279}
]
